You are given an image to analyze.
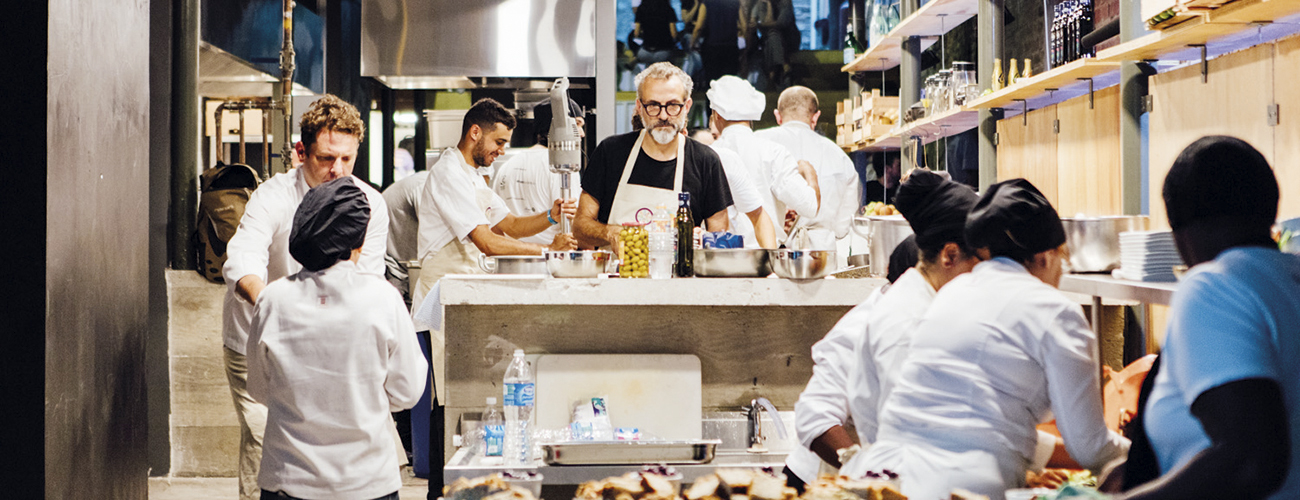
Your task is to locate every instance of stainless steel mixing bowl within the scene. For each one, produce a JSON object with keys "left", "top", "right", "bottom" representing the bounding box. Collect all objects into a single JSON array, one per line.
[
  {"left": 768, "top": 249, "right": 836, "bottom": 280},
  {"left": 693, "top": 248, "right": 771, "bottom": 277},
  {"left": 545, "top": 250, "right": 612, "bottom": 278}
]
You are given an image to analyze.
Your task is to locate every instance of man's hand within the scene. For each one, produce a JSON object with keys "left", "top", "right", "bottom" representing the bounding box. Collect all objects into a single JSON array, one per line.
[
  {"left": 1026, "top": 469, "right": 1073, "bottom": 489},
  {"left": 548, "top": 233, "right": 578, "bottom": 251},
  {"left": 783, "top": 209, "right": 798, "bottom": 233},
  {"left": 551, "top": 198, "right": 577, "bottom": 224},
  {"left": 235, "top": 275, "right": 267, "bottom": 305}
]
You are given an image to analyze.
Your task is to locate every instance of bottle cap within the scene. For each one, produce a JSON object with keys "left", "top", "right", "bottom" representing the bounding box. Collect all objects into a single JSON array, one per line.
[
  {"left": 514, "top": 349, "right": 525, "bottom": 356},
  {"left": 487, "top": 397, "right": 497, "bottom": 404},
  {"left": 678, "top": 192, "right": 690, "bottom": 202}
]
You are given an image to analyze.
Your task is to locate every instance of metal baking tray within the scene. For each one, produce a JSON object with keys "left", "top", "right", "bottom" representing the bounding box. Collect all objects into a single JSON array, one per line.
[{"left": 541, "top": 440, "right": 720, "bottom": 465}]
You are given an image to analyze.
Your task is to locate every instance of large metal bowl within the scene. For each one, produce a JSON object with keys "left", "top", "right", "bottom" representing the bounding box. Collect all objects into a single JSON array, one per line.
[
  {"left": 694, "top": 248, "right": 771, "bottom": 277},
  {"left": 478, "top": 254, "right": 548, "bottom": 275},
  {"left": 1061, "top": 216, "right": 1148, "bottom": 272},
  {"left": 545, "top": 250, "right": 612, "bottom": 278},
  {"left": 768, "top": 249, "right": 836, "bottom": 280}
]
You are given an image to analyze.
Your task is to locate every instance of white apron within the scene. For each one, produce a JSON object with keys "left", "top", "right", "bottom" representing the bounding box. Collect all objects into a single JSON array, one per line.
[
  {"left": 606, "top": 130, "right": 686, "bottom": 227},
  {"left": 412, "top": 162, "right": 501, "bottom": 403}
]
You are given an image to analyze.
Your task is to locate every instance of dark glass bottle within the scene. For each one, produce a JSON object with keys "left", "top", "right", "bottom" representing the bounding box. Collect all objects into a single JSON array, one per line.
[
  {"left": 844, "top": 29, "right": 864, "bottom": 65},
  {"left": 675, "top": 192, "right": 694, "bottom": 277}
]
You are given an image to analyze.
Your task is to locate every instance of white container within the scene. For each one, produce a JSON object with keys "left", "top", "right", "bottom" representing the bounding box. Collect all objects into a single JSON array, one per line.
[
  {"left": 503, "top": 349, "right": 535, "bottom": 466},
  {"left": 649, "top": 231, "right": 676, "bottom": 279}
]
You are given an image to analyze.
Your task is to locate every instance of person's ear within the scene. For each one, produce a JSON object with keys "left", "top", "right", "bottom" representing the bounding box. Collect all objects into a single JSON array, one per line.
[
  {"left": 941, "top": 242, "right": 961, "bottom": 268},
  {"left": 469, "top": 124, "right": 481, "bottom": 142},
  {"left": 811, "top": 110, "right": 821, "bottom": 126},
  {"left": 294, "top": 141, "right": 306, "bottom": 159},
  {"left": 774, "top": 109, "right": 784, "bottom": 124}
]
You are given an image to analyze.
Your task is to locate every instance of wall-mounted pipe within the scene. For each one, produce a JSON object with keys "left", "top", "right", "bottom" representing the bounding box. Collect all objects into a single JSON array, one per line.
[{"left": 279, "top": 0, "right": 296, "bottom": 171}]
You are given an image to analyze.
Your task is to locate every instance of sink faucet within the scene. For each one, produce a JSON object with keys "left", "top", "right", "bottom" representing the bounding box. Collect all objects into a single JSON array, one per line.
[{"left": 745, "top": 397, "right": 787, "bottom": 453}]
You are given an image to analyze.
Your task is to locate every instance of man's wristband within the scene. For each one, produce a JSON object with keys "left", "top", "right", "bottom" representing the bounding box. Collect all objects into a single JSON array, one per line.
[{"left": 547, "top": 210, "right": 559, "bottom": 225}]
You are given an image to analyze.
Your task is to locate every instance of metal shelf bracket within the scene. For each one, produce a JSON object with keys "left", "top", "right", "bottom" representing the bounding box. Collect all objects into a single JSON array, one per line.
[
  {"left": 1078, "top": 77, "right": 1095, "bottom": 109},
  {"left": 1015, "top": 99, "right": 1028, "bottom": 125},
  {"left": 1189, "top": 44, "right": 1208, "bottom": 83}
]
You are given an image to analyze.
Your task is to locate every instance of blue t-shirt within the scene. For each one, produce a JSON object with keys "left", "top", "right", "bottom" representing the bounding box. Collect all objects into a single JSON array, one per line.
[{"left": 1144, "top": 247, "right": 1300, "bottom": 498}]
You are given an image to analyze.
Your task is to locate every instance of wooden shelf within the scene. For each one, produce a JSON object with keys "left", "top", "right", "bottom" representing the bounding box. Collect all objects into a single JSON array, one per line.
[
  {"left": 1099, "top": 0, "right": 1300, "bottom": 62},
  {"left": 967, "top": 58, "right": 1122, "bottom": 110},
  {"left": 846, "top": 108, "right": 979, "bottom": 152},
  {"left": 842, "top": 0, "right": 977, "bottom": 72},
  {"left": 842, "top": 36, "right": 940, "bottom": 72},
  {"left": 894, "top": 107, "right": 980, "bottom": 143}
]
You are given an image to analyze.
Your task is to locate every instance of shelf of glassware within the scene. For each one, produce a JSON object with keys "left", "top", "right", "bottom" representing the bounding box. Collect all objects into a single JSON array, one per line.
[
  {"left": 847, "top": 107, "right": 979, "bottom": 152},
  {"left": 841, "top": 0, "right": 977, "bottom": 72},
  {"left": 965, "top": 58, "right": 1123, "bottom": 110}
]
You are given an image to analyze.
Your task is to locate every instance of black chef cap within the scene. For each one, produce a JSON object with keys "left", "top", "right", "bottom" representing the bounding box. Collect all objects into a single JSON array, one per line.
[
  {"left": 894, "top": 169, "right": 979, "bottom": 253},
  {"left": 965, "top": 178, "right": 1065, "bottom": 261},
  {"left": 887, "top": 234, "right": 920, "bottom": 284},
  {"left": 289, "top": 178, "right": 370, "bottom": 272},
  {"left": 1163, "top": 136, "right": 1278, "bottom": 231},
  {"left": 533, "top": 98, "right": 583, "bottom": 142}
]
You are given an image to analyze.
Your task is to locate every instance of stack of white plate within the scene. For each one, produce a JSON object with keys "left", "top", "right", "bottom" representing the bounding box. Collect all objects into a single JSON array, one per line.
[{"left": 1113, "top": 230, "right": 1183, "bottom": 282}]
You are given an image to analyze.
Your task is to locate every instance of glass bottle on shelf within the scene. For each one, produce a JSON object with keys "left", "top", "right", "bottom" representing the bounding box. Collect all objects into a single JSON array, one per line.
[{"left": 844, "top": 29, "right": 865, "bottom": 65}]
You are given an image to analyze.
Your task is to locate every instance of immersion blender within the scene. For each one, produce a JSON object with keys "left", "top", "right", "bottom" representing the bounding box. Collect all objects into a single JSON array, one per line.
[{"left": 547, "top": 77, "right": 583, "bottom": 234}]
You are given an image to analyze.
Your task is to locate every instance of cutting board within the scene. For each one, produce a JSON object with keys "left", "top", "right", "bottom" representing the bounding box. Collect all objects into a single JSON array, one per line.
[{"left": 535, "top": 354, "right": 702, "bottom": 440}]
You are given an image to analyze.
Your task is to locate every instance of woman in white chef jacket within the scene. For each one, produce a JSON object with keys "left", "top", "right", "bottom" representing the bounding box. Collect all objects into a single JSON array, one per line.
[
  {"left": 853, "top": 179, "right": 1129, "bottom": 500},
  {"left": 788, "top": 170, "right": 980, "bottom": 487}
]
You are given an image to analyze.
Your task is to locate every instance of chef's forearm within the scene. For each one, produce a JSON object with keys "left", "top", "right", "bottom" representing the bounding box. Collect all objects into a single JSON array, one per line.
[
  {"left": 236, "top": 275, "right": 267, "bottom": 304},
  {"left": 810, "top": 425, "right": 855, "bottom": 467},
  {"left": 499, "top": 211, "right": 552, "bottom": 239},
  {"left": 469, "top": 226, "right": 546, "bottom": 256},
  {"left": 748, "top": 208, "right": 777, "bottom": 248}
]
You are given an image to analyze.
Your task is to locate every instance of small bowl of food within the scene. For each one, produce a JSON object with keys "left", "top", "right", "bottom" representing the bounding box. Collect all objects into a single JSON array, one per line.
[{"left": 546, "top": 250, "right": 612, "bottom": 278}]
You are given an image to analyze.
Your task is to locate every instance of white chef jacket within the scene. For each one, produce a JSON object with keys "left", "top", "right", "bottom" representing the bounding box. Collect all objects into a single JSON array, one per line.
[
  {"left": 788, "top": 286, "right": 885, "bottom": 482},
  {"left": 856, "top": 258, "right": 1129, "bottom": 500},
  {"left": 712, "top": 125, "right": 819, "bottom": 240},
  {"left": 490, "top": 147, "right": 578, "bottom": 245},
  {"left": 222, "top": 169, "right": 389, "bottom": 354},
  {"left": 755, "top": 121, "right": 860, "bottom": 250},
  {"left": 247, "top": 260, "right": 427, "bottom": 500},
  {"left": 381, "top": 171, "right": 428, "bottom": 297},
  {"left": 417, "top": 148, "right": 511, "bottom": 261},
  {"left": 709, "top": 145, "right": 766, "bottom": 248}
]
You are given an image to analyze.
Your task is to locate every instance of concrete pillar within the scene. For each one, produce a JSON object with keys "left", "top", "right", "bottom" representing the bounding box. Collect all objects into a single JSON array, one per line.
[{"left": 978, "top": 0, "right": 1006, "bottom": 190}]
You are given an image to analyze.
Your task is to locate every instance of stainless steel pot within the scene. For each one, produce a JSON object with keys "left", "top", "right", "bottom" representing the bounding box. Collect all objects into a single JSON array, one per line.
[
  {"left": 545, "top": 250, "right": 612, "bottom": 278},
  {"left": 478, "top": 254, "right": 548, "bottom": 275},
  {"left": 769, "top": 249, "right": 836, "bottom": 280},
  {"left": 1061, "top": 216, "right": 1149, "bottom": 272},
  {"left": 853, "top": 215, "right": 914, "bottom": 277},
  {"left": 694, "top": 249, "right": 771, "bottom": 277}
]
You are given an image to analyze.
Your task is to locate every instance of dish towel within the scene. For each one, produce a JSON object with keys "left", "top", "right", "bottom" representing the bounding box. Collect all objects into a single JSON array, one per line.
[{"left": 413, "top": 280, "right": 442, "bottom": 332}]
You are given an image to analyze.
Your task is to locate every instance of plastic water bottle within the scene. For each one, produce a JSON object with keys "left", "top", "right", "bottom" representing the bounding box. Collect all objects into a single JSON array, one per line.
[
  {"left": 648, "top": 204, "right": 677, "bottom": 279},
  {"left": 482, "top": 397, "right": 504, "bottom": 458},
  {"left": 503, "top": 349, "right": 535, "bottom": 465}
]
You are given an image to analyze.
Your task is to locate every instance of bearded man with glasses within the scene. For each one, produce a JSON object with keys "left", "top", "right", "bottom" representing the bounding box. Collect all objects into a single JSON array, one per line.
[{"left": 574, "top": 62, "right": 734, "bottom": 248}]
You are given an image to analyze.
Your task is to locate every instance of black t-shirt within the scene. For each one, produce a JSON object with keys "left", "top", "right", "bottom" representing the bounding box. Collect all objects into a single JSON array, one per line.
[
  {"left": 584, "top": 131, "right": 733, "bottom": 226},
  {"left": 636, "top": 0, "right": 679, "bottom": 51}
]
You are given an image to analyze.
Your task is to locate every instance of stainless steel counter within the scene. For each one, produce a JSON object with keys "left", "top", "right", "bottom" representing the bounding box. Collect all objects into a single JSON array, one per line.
[
  {"left": 443, "top": 448, "right": 789, "bottom": 485},
  {"left": 1060, "top": 274, "right": 1179, "bottom": 306}
]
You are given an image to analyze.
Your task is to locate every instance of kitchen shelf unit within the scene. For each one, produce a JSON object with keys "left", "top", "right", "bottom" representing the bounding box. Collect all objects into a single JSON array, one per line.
[
  {"left": 841, "top": 0, "right": 978, "bottom": 72},
  {"left": 845, "top": 107, "right": 979, "bottom": 153},
  {"left": 1101, "top": 0, "right": 1300, "bottom": 62},
  {"left": 966, "top": 59, "right": 1123, "bottom": 115}
]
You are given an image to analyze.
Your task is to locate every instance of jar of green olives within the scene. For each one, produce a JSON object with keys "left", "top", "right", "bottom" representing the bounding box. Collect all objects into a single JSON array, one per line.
[{"left": 618, "top": 223, "right": 649, "bottom": 278}]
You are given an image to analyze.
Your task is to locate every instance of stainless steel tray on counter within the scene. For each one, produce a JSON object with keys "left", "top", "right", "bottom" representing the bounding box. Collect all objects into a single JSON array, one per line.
[{"left": 541, "top": 440, "right": 720, "bottom": 465}]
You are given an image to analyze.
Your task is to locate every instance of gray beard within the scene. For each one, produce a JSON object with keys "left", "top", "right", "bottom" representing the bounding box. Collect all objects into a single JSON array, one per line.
[{"left": 649, "top": 126, "right": 678, "bottom": 145}]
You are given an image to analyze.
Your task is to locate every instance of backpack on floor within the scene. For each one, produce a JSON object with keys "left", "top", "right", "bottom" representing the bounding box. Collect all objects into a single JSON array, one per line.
[{"left": 193, "top": 162, "right": 261, "bottom": 283}]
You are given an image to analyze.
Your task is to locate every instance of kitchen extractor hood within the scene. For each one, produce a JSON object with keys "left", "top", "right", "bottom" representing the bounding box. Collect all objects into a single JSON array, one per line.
[{"left": 361, "top": 0, "right": 597, "bottom": 82}]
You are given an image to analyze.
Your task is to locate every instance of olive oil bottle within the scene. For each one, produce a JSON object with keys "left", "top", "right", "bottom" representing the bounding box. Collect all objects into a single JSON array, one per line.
[{"left": 675, "top": 192, "right": 694, "bottom": 277}]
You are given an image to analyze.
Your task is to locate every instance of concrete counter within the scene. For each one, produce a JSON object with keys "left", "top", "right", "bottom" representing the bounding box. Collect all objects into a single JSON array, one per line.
[{"left": 437, "top": 275, "right": 887, "bottom": 458}]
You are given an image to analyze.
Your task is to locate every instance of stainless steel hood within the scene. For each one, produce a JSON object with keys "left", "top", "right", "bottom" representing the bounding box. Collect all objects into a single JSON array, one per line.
[{"left": 361, "top": 0, "right": 597, "bottom": 82}]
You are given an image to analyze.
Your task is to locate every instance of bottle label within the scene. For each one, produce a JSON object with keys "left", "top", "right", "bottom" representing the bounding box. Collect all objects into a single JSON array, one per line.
[
  {"left": 505, "top": 382, "right": 535, "bottom": 407},
  {"left": 484, "top": 424, "right": 504, "bottom": 456}
]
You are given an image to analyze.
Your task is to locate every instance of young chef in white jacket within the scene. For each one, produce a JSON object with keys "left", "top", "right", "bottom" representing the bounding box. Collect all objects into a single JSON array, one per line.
[
  {"left": 756, "top": 86, "right": 860, "bottom": 255},
  {"left": 222, "top": 95, "right": 390, "bottom": 500},
  {"left": 706, "top": 75, "right": 821, "bottom": 243},
  {"left": 784, "top": 237, "right": 920, "bottom": 490},
  {"left": 791, "top": 170, "right": 981, "bottom": 487},
  {"left": 247, "top": 179, "right": 427, "bottom": 500},
  {"left": 491, "top": 98, "right": 585, "bottom": 245},
  {"left": 853, "top": 179, "right": 1129, "bottom": 500}
]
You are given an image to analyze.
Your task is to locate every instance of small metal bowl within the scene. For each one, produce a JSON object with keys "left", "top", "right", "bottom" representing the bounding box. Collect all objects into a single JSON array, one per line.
[
  {"left": 545, "top": 250, "right": 612, "bottom": 278},
  {"left": 694, "top": 248, "right": 771, "bottom": 277},
  {"left": 846, "top": 253, "right": 869, "bottom": 268},
  {"left": 769, "top": 249, "right": 836, "bottom": 280}
]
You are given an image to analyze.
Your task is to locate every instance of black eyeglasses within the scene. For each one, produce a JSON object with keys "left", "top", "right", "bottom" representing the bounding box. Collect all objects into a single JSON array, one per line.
[{"left": 640, "top": 100, "right": 685, "bottom": 117}]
